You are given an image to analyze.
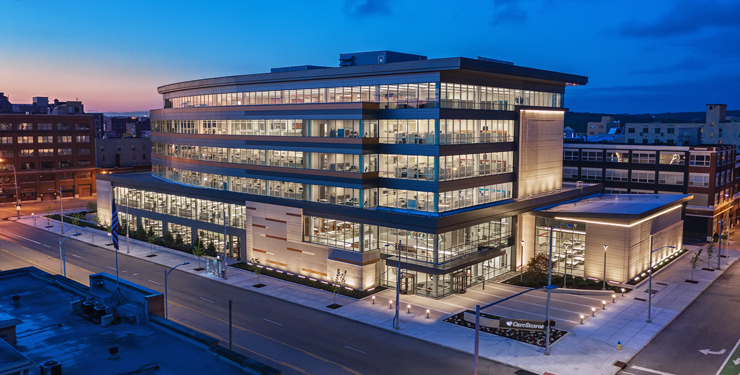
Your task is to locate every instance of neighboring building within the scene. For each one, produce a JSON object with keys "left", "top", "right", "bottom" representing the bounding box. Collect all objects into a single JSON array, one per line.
[
  {"left": 0, "top": 267, "right": 276, "bottom": 375},
  {"left": 0, "top": 114, "right": 97, "bottom": 202},
  {"left": 50, "top": 99, "right": 84, "bottom": 115},
  {"left": 95, "top": 137, "right": 152, "bottom": 173},
  {"left": 562, "top": 141, "right": 738, "bottom": 240},
  {"left": 97, "top": 51, "right": 688, "bottom": 295},
  {"left": 0, "top": 92, "right": 12, "bottom": 113},
  {"left": 586, "top": 115, "right": 620, "bottom": 137},
  {"left": 109, "top": 116, "right": 150, "bottom": 138},
  {"left": 620, "top": 104, "right": 740, "bottom": 146}
]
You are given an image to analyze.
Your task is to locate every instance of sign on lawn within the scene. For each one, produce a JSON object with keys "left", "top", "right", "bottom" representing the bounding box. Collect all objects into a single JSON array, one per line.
[{"left": 498, "top": 318, "right": 546, "bottom": 331}]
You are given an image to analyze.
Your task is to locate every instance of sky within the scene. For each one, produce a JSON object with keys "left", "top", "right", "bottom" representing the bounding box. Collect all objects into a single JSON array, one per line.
[{"left": 0, "top": 0, "right": 738, "bottom": 114}]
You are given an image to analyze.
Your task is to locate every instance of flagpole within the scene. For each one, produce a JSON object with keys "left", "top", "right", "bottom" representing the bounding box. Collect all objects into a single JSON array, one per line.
[{"left": 107, "top": 197, "right": 127, "bottom": 307}]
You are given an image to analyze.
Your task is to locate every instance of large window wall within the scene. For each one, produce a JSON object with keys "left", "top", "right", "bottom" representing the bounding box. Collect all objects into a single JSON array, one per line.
[
  {"left": 153, "top": 119, "right": 373, "bottom": 138},
  {"left": 439, "top": 119, "right": 514, "bottom": 144},
  {"left": 154, "top": 164, "right": 513, "bottom": 213},
  {"left": 534, "top": 218, "right": 585, "bottom": 278},
  {"left": 440, "top": 83, "right": 562, "bottom": 110}
]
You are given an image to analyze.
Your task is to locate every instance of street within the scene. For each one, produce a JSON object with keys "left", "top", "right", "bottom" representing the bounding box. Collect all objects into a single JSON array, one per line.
[
  {"left": 0, "top": 215, "right": 528, "bottom": 375},
  {"left": 619, "top": 246, "right": 740, "bottom": 375}
]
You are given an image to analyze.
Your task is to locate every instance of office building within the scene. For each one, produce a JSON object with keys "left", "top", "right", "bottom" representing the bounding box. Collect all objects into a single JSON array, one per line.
[
  {"left": 563, "top": 140, "right": 738, "bottom": 240},
  {"left": 586, "top": 116, "right": 620, "bottom": 137},
  {"left": 97, "top": 51, "right": 688, "bottom": 297},
  {"left": 0, "top": 113, "right": 97, "bottom": 202},
  {"left": 96, "top": 137, "right": 152, "bottom": 173}
]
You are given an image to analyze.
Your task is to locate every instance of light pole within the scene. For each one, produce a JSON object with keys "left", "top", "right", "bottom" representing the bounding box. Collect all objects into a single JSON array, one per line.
[
  {"left": 32, "top": 213, "right": 35, "bottom": 227},
  {"left": 164, "top": 262, "right": 190, "bottom": 319},
  {"left": 125, "top": 191, "right": 140, "bottom": 254},
  {"left": 647, "top": 236, "right": 675, "bottom": 323},
  {"left": 53, "top": 188, "right": 64, "bottom": 234},
  {"left": 603, "top": 245, "right": 608, "bottom": 290},
  {"left": 545, "top": 222, "right": 571, "bottom": 355},
  {"left": 718, "top": 219, "right": 724, "bottom": 270},
  {"left": 385, "top": 240, "right": 402, "bottom": 330},
  {"left": 520, "top": 239, "right": 525, "bottom": 283},
  {"left": 58, "top": 231, "right": 78, "bottom": 277},
  {"left": 0, "top": 160, "right": 21, "bottom": 219},
  {"left": 562, "top": 243, "right": 570, "bottom": 288}
]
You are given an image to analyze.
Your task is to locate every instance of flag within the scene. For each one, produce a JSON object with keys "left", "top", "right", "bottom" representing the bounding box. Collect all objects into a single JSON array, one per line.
[{"left": 111, "top": 198, "right": 119, "bottom": 251}]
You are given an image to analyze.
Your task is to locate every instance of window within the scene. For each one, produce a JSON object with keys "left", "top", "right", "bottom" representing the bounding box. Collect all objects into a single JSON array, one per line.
[
  {"left": 628, "top": 139, "right": 635, "bottom": 144},
  {"left": 19, "top": 162, "right": 34, "bottom": 170},
  {"left": 659, "top": 152, "right": 685, "bottom": 165},
  {"left": 142, "top": 154, "right": 146, "bottom": 160},
  {"left": 631, "top": 170, "right": 655, "bottom": 184},
  {"left": 59, "top": 160, "right": 73, "bottom": 168},
  {"left": 76, "top": 135, "right": 90, "bottom": 143},
  {"left": 0, "top": 137, "right": 12, "bottom": 144},
  {"left": 19, "top": 175, "right": 35, "bottom": 183},
  {"left": 77, "top": 160, "right": 92, "bottom": 167},
  {"left": 39, "top": 173, "right": 55, "bottom": 181},
  {"left": 19, "top": 149, "right": 34, "bottom": 157},
  {"left": 59, "top": 172, "right": 74, "bottom": 180},
  {"left": 1, "top": 150, "right": 13, "bottom": 158},
  {"left": 75, "top": 123, "right": 90, "bottom": 131},
  {"left": 633, "top": 152, "right": 656, "bottom": 164},
  {"left": 582, "top": 150, "right": 603, "bottom": 162},
  {"left": 689, "top": 154, "right": 711, "bottom": 166},
  {"left": 77, "top": 172, "right": 92, "bottom": 179},
  {"left": 77, "top": 148, "right": 91, "bottom": 156},
  {"left": 716, "top": 173, "right": 721, "bottom": 187},
  {"left": 606, "top": 150, "right": 629, "bottom": 163},
  {"left": 17, "top": 123, "right": 32, "bottom": 131},
  {"left": 564, "top": 149, "right": 579, "bottom": 161},
  {"left": 40, "top": 161, "right": 53, "bottom": 169},
  {"left": 667, "top": 139, "right": 675, "bottom": 145},
  {"left": 688, "top": 173, "right": 710, "bottom": 187},
  {"left": 605, "top": 169, "right": 629, "bottom": 182},
  {"left": 581, "top": 167, "right": 602, "bottom": 180},
  {"left": 605, "top": 187, "right": 628, "bottom": 194},
  {"left": 38, "top": 136, "right": 53, "bottom": 143},
  {"left": 628, "top": 128, "right": 635, "bottom": 134},
  {"left": 642, "top": 128, "right": 648, "bottom": 134},
  {"left": 57, "top": 136, "right": 72, "bottom": 143},
  {"left": 37, "top": 123, "right": 53, "bottom": 131},
  {"left": 667, "top": 128, "right": 675, "bottom": 134},
  {"left": 17, "top": 136, "right": 33, "bottom": 144},
  {"left": 132, "top": 154, "right": 136, "bottom": 160},
  {"left": 654, "top": 128, "right": 660, "bottom": 134},
  {"left": 58, "top": 123, "right": 72, "bottom": 131},
  {"left": 659, "top": 172, "right": 684, "bottom": 185},
  {"left": 57, "top": 148, "right": 73, "bottom": 156},
  {"left": 38, "top": 149, "right": 53, "bottom": 157},
  {"left": 131, "top": 145, "right": 136, "bottom": 150},
  {"left": 0, "top": 123, "right": 12, "bottom": 131},
  {"left": 117, "top": 145, "right": 121, "bottom": 151},
  {"left": 631, "top": 189, "right": 654, "bottom": 194},
  {"left": 563, "top": 167, "right": 579, "bottom": 179}
]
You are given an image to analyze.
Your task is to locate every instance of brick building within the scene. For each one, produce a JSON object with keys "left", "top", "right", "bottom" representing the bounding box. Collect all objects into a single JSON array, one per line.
[{"left": 0, "top": 114, "right": 97, "bottom": 202}]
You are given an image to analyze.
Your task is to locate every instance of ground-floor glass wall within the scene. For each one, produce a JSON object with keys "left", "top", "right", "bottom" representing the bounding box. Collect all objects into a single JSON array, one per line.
[{"left": 534, "top": 217, "right": 585, "bottom": 278}]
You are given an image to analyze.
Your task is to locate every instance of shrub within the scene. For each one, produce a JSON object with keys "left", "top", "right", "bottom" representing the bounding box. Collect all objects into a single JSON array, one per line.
[{"left": 577, "top": 281, "right": 588, "bottom": 287}]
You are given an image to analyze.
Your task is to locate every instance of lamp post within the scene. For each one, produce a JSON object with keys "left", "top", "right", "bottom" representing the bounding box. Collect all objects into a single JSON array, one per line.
[
  {"left": 164, "top": 262, "right": 190, "bottom": 319},
  {"left": 718, "top": 219, "right": 723, "bottom": 270},
  {"left": 385, "top": 240, "right": 402, "bottom": 330},
  {"left": 562, "top": 243, "right": 570, "bottom": 288},
  {"left": 647, "top": 236, "right": 675, "bottom": 323},
  {"left": 545, "top": 222, "right": 571, "bottom": 355},
  {"left": 0, "top": 160, "right": 21, "bottom": 219},
  {"left": 520, "top": 240, "right": 525, "bottom": 283},
  {"left": 32, "top": 213, "right": 35, "bottom": 227},
  {"left": 58, "top": 231, "right": 78, "bottom": 277},
  {"left": 53, "top": 188, "right": 64, "bottom": 234},
  {"left": 603, "top": 245, "right": 608, "bottom": 290}
]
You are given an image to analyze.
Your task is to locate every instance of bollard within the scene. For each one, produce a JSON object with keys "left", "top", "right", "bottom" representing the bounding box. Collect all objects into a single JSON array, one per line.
[
  {"left": 617, "top": 341, "right": 622, "bottom": 350},
  {"left": 407, "top": 304, "right": 410, "bottom": 314},
  {"left": 621, "top": 288, "right": 625, "bottom": 297},
  {"left": 612, "top": 294, "right": 616, "bottom": 303},
  {"left": 389, "top": 300, "right": 393, "bottom": 309},
  {"left": 591, "top": 307, "right": 596, "bottom": 317},
  {"left": 602, "top": 301, "right": 606, "bottom": 310},
  {"left": 580, "top": 314, "right": 584, "bottom": 324},
  {"left": 372, "top": 296, "right": 375, "bottom": 305},
  {"left": 426, "top": 309, "right": 430, "bottom": 318}
]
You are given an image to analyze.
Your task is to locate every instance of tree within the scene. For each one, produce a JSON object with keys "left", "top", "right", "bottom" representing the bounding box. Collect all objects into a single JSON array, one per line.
[
  {"left": 251, "top": 258, "right": 263, "bottom": 285},
  {"left": 331, "top": 269, "right": 347, "bottom": 306},
  {"left": 192, "top": 242, "right": 206, "bottom": 270},
  {"left": 164, "top": 231, "right": 175, "bottom": 248},
  {"left": 44, "top": 206, "right": 52, "bottom": 228},
  {"left": 706, "top": 243, "right": 715, "bottom": 269},
  {"left": 70, "top": 215, "right": 80, "bottom": 235},
  {"left": 146, "top": 229, "right": 157, "bottom": 255},
  {"left": 207, "top": 241, "right": 217, "bottom": 257},
  {"left": 87, "top": 201, "right": 97, "bottom": 213},
  {"left": 174, "top": 233, "right": 184, "bottom": 249},
  {"left": 136, "top": 226, "right": 147, "bottom": 241},
  {"left": 689, "top": 248, "right": 703, "bottom": 282},
  {"left": 526, "top": 253, "right": 550, "bottom": 282}
]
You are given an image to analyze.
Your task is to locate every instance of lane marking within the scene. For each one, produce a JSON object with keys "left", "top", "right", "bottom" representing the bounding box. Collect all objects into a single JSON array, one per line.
[
  {"left": 0, "top": 229, "right": 52, "bottom": 248},
  {"left": 199, "top": 297, "right": 215, "bottom": 304},
  {"left": 148, "top": 280, "right": 162, "bottom": 286},
  {"left": 715, "top": 338, "right": 740, "bottom": 375},
  {"left": 344, "top": 346, "right": 367, "bottom": 355},
  {"left": 169, "top": 300, "right": 364, "bottom": 375},
  {"left": 263, "top": 318, "right": 282, "bottom": 326},
  {"left": 631, "top": 366, "right": 677, "bottom": 375},
  {"left": 70, "top": 254, "right": 82, "bottom": 259},
  {"left": 107, "top": 266, "right": 116, "bottom": 270}
]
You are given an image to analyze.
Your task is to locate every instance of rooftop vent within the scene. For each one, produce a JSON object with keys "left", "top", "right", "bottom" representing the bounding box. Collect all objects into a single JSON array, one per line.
[
  {"left": 339, "top": 51, "right": 426, "bottom": 67},
  {"left": 478, "top": 56, "right": 514, "bottom": 65}
]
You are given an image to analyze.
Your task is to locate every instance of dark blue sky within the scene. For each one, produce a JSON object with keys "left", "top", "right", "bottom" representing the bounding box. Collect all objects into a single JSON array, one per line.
[{"left": 1, "top": 0, "right": 737, "bottom": 114}]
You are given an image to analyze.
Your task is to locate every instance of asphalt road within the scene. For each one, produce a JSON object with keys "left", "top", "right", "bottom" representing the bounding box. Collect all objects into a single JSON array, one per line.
[
  {"left": 619, "top": 251, "right": 740, "bottom": 375},
  {"left": 0, "top": 217, "right": 529, "bottom": 375}
]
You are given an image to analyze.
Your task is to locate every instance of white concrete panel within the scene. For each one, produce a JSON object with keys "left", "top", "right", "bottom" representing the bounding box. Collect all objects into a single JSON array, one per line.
[{"left": 518, "top": 110, "right": 565, "bottom": 197}]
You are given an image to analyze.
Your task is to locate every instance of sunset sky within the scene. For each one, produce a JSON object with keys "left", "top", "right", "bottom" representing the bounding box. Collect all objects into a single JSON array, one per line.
[{"left": 1, "top": 0, "right": 738, "bottom": 114}]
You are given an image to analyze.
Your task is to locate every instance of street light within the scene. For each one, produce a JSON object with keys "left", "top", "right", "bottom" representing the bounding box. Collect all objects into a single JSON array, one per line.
[
  {"left": 385, "top": 240, "right": 402, "bottom": 330},
  {"left": 545, "top": 222, "right": 571, "bottom": 355},
  {"left": 164, "top": 262, "right": 190, "bottom": 319},
  {"left": 562, "top": 243, "right": 570, "bottom": 288},
  {"left": 602, "top": 245, "right": 608, "bottom": 290},
  {"left": 0, "top": 159, "right": 21, "bottom": 219},
  {"left": 519, "top": 239, "right": 525, "bottom": 283},
  {"left": 647, "top": 236, "right": 675, "bottom": 323},
  {"left": 58, "top": 231, "right": 79, "bottom": 277}
]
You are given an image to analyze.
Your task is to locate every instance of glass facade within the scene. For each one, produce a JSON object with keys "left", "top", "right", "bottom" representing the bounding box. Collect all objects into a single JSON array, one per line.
[
  {"left": 534, "top": 218, "right": 585, "bottom": 278},
  {"left": 439, "top": 83, "right": 562, "bottom": 110}
]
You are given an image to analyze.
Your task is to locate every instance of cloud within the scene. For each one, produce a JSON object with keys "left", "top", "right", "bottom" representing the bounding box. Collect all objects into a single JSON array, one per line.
[
  {"left": 343, "top": 0, "right": 391, "bottom": 18},
  {"left": 621, "top": 0, "right": 740, "bottom": 38},
  {"left": 628, "top": 58, "right": 705, "bottom": 75},
  {"left": 491, "top": 0, "right": 527, "bottom": 25}
]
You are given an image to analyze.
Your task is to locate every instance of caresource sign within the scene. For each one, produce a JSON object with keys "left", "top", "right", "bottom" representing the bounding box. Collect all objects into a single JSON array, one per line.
[{"left": 498, "top": 318, "right": 546, "bottom": 331}]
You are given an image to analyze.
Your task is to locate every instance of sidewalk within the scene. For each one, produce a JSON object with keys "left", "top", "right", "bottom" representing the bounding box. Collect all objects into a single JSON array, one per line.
[{"left": 15, "top": 215, "right": 737, "bottom": 375}]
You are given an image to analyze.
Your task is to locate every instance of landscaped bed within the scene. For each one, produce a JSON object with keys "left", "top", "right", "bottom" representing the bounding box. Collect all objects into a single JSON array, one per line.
[
  {"left": 627, "top": 247, "right": 689, "bottom": 285},
  {"left": 503, "top": 273, "right": 628, "bottom": 293},
  {"left": 443, "top": 310, "right": 567, "bottom": 347},
  {"left": 229, "top": 262, "right": 385, "bottom": 299}
]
